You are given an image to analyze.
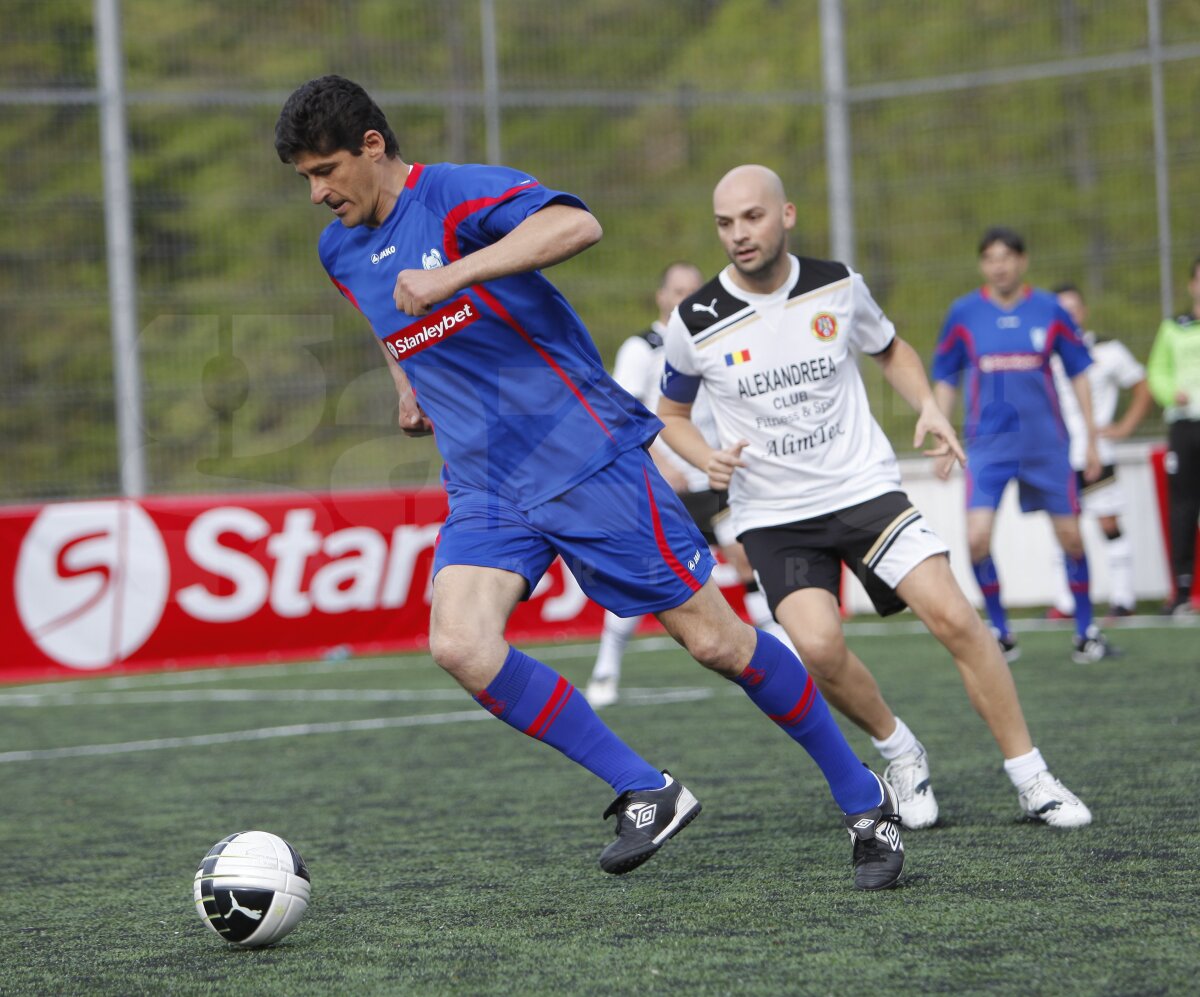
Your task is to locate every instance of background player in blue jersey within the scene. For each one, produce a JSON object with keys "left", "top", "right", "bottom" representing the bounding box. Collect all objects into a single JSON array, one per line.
[
  {"left": 275, "top": 75, "right": 905, "bottom": 889},
  {"left": 932, "top": 227, "right": 1113, "bottom": 663}
]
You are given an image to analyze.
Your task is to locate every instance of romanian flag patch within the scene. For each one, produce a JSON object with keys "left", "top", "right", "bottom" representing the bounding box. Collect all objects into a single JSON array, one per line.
[{"left": 724, "top": 349, "right": 752, "bottom": 366}]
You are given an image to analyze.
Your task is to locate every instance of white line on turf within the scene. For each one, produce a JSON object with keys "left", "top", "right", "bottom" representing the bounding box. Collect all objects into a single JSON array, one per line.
[
  {"left": 2, "top": 637, "right": 677, "bottom": 696},
  {"left": 0, "top": 686, "right": 716, "bottom": 763}
]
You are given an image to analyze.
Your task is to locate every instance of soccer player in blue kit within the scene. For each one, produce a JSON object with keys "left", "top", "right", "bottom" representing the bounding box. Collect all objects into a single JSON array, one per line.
[
  {"left": 932, "top": 228, "right": 1113, "bottom": 663},
  {"left": 275, "top": 76, "right": 905, "bottom": 889}
]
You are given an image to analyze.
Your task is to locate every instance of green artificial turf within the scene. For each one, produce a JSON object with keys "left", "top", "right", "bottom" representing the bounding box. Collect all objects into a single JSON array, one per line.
[{"left": 1, "top": 625, "right": 1196, "bottom": 995}]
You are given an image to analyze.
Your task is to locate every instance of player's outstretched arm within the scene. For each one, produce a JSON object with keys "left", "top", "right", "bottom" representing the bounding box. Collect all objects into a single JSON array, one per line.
[
  {"left": 873, "top": 337, "right": 966, "bottom": 470},
  {"left": 1101, "top": 378, "right": 1152, "bottom": 440},
  {"left": 393, "top": 204, "right": 602, "bottom": 316}
]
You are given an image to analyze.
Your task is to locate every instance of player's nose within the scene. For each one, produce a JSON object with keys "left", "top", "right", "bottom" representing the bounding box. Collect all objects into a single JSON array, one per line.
[{"left": 308, "top": 178, "right": 328, "bottom": 205}]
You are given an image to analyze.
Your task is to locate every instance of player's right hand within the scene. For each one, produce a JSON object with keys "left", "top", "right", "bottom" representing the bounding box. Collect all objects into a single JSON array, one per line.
[
  {"left": 393, "top": 266, "right": 459, "bottom": 316},
  {"left": 707, "top": 440, "right": 749, "bottom": 491}
]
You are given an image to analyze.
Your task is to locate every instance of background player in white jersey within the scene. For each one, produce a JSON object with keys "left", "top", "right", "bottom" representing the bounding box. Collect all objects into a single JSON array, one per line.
[
  {"left": 584, "top": 262, "right": 795, "bottom": 708},
  {"left": 659, "top": 164, "right": 1091, "bottom": 829},
  {"left": 1047, "top": 284, "right": 1152, "bottom": 620}
]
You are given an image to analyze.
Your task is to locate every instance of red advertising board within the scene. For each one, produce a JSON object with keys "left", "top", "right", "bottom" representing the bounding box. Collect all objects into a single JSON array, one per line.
[{"left": 0, "top": 489, "right": 745, "bottom": 684}]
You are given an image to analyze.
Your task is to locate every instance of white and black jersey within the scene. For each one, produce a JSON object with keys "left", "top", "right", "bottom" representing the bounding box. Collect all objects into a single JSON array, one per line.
[
  {"left": 1050, "top": 332, "right": 1146, "bottom": 470},
  {"left": 662, "top": 255, "right": 902, "bottom": 536},
  {"left": 613, "top": 321, "right": 718, "bottom": 495}
]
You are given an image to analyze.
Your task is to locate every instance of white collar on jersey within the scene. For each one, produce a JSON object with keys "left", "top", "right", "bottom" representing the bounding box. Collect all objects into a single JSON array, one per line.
[{"left": 718, "top": 254, "right": 801, "bottom": 305}]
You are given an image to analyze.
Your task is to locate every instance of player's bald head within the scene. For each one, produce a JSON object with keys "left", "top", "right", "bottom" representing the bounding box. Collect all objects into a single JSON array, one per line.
[
  {"left": 712, "top": 165, "right": 795, "bottom": 290},
  {"left": 713, "top": 164, "right": 787, "bottom": 213}
]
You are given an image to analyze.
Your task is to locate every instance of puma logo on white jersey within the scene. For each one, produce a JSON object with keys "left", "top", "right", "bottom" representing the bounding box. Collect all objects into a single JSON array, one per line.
[{"left": 692, "top": 298, "right": 719, "bottom": 318}]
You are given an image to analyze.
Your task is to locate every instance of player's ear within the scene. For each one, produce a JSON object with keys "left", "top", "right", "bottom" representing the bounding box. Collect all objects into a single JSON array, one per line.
[
  {"left": 782, "top": 201, "right": 797, "bottom": 231},
  {"left": 360, "top": 129, "right": 387, "bottom": 160}
]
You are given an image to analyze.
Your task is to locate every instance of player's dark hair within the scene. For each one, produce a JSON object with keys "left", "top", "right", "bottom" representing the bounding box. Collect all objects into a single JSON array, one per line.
[
  {"left": 978, "top": 226, "right": 1025, "bottom": 256},
  {"left": 1052, "top": 282, "right": 1081, "bottom": 298},
  {"left": 275, "top": 75, "right": 400, "bottom": 163}
]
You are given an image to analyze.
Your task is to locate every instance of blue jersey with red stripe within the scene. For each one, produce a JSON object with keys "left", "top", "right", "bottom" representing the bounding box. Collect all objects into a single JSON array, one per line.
[
  {"left": 932, "top": 286, "right": 1092, "bottom": 455},
  {"left": 318, "top": 162, "right": 660, "bottom": 509}
]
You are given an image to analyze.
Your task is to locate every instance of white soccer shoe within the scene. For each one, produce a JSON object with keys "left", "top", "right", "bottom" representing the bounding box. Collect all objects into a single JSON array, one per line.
[
  {"left": 884, "top": 744, "right": 939, "bottom": 830},
  {"left": 583, "top": 676, "right": 619, "bottom": 709},
  {"left": 1018, "top": 771, "right": 1092, "bottom": 828}
]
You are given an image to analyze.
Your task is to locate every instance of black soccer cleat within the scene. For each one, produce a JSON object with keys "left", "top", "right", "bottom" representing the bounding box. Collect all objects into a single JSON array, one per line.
[
  {"left": 843, "top": 773, "right": 905, "bottom": 891},
  {"left": 599, "top": 771, "right": 701, "bottom": 875}
]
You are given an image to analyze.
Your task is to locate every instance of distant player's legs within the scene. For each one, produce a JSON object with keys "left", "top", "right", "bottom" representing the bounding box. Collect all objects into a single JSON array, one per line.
[
  {"left": 1050, "top": 515, "right": 1094, "bottom": 640},
  {"left": 1097, "top": 514, "right": 1135, "bottom": 614},
  {"left": 966, "top": 509, "right": 1013, "bottom": 644},
  {"left": 1166, "top": 420, "right": 1200, "bottom": 607},
  {"left": 429, "top": 564, "right": 663, "bottom": 795},
  {"left": 584, "top": 610, "right": 641, "bottom": 707}
]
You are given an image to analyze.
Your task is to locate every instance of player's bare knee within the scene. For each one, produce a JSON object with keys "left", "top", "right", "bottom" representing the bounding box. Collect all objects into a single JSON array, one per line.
[
  {"left": 428, "top": 625, "right": 487, "bottom": 679},
  {"left": 683, "top": 620, "right": 754, "bottom": 676},
  {"left": 790, "top": 630, "right": 846, "bottom": 679},
  {"left": 925, "top": 599, "right": 980, "bottom": 652}
]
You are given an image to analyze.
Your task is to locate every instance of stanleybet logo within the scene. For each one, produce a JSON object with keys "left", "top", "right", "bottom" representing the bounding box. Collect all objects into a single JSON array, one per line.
[
  {"left": 383, "top": 297, "right": 480, "bottom": 360},
  {"left": 15, "top": 501, "right": 170, "bottom": 669}
]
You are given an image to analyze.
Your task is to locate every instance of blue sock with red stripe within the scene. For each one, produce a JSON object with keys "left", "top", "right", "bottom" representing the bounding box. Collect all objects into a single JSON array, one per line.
[
  {"left": 972, "top": 555, "right": 1010, "bottom": 637},
  {"left": 475, "top": 646, "right": 664, "bottom": 795},
  {"left": 1065, "top": 553, "right": 1093, "bottom": 637},
  {"left": 734, "top": 630, "right": 881, "bottom": 814}
]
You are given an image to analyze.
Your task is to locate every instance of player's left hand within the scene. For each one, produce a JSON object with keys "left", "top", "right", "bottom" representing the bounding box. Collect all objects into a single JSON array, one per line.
[
  {"left": 914, "top": 401, "right": 966, "bottom": 468},
  {"left": 393, "top": 266, "right": 461, "bottom": 316}
]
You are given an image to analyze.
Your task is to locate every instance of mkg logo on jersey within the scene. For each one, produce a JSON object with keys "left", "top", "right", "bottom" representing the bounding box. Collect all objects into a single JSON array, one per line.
[
  {"left": 724, "top": 349, "right": 752, "bottom": 366},
  {"left": 383, "top": 296, "right": 480, "bottom": 360},
  {"left": 811, "top": 312, "right": 838, "bottom": 341}
]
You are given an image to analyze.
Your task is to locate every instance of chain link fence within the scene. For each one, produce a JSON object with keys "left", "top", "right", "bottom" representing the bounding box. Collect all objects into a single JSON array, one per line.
[{"left": 3, "top": 0, "right": 1199, "bottom": 501}]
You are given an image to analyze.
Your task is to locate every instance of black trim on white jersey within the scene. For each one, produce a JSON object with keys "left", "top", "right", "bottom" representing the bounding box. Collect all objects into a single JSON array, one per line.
[
  {"left": 637, "top": 326, "right": 664, "bottom": 350},
  {"left": 788, "top": 257, "right": 850, "bottom": 298},
  {"left": 679, "top": 277, "right": 751, "bottom": 338},
  {"left": 681, "top": 257, "right": 852, "bottom": 341}
]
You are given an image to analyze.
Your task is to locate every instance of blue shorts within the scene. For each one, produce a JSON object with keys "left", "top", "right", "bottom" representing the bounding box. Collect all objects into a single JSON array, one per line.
[
  {"left": 965, "top": 447, "right": 1080, "bottom": 516},
  {"left": 433, "top": 447, "right": 716, "bottom": 617}
]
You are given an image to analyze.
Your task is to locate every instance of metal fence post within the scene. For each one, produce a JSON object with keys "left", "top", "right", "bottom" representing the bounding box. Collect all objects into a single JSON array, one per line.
[
  {"left": 480, "top": 0, "right": 502, "bottom": 165},
  {"left": 1147, "top": 0, "right": 1174, "bottom": 318},
  {"left": 820, "top": 0, "right": 854, "bottom": 267},
  {"left": 95, "top": 0, "right": 146, "bottom": 496}
]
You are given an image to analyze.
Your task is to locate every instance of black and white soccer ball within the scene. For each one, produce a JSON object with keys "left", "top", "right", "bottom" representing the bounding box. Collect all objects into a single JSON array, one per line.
[{"left": 193, "top": 830, "right": 311, "bottom": 947}]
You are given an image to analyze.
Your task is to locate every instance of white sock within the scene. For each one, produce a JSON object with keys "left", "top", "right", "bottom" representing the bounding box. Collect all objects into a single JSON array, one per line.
[
  {"left": 1107, "top": 533, "right": 1134, "bottom": 610},
  {"left": 870, "top": 715, "right": 919, "bottom": 761},
  {"left": 1051, "top": 549, "right": 1074, "bottom": 616},
  {"left": 743, "top": 587, "right": 773, "bottom": 628},
  {"left": 589, "top": 611, "right": 641, "bottom": 683},
  {"left": 1003, "top": 747, "right": 1048, "bottom": 788},
  {"left": 743, "top": 588, "right": 800, "bottom": 656}
]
